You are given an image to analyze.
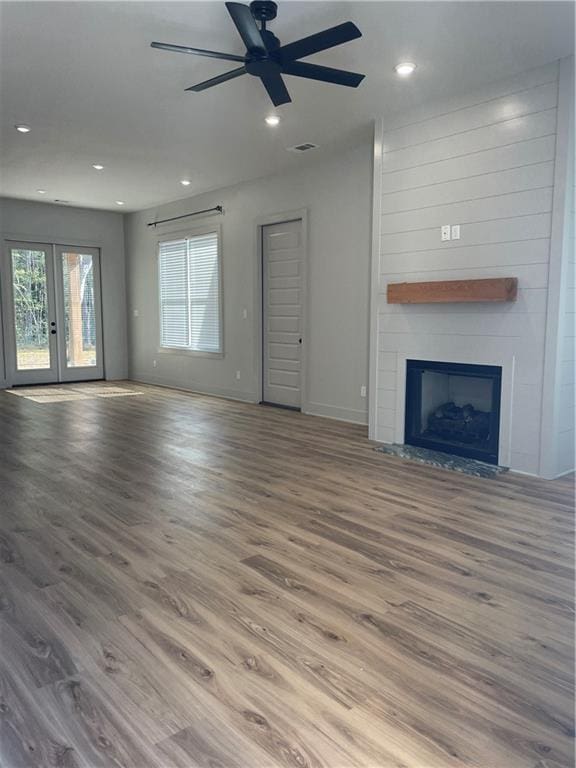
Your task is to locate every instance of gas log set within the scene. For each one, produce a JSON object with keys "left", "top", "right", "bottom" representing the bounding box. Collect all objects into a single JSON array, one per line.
[{"left": 425, "top": 401, "right": 491, "bottom": 444}]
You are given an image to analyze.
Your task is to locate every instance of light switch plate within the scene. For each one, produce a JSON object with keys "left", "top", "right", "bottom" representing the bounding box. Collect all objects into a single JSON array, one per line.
[
  {"left": 451, "top": 224, "right": 461, "bottom": 240},
  {"left": 441, "top": 225, "right": 451, "bottom": 241}
]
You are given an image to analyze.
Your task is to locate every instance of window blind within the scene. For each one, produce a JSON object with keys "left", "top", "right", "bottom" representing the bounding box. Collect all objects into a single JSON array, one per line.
[{"left": 159, "top": 232, "right": 221, "bottom": 353}]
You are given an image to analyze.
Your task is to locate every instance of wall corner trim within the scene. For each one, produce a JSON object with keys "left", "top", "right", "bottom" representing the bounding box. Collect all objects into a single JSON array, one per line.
[
  {"left": 539, "top": 55, "right": 575, "bottom": 479},
  {"left": 368, "top": 119, "right": 384, "bottom": 441}
]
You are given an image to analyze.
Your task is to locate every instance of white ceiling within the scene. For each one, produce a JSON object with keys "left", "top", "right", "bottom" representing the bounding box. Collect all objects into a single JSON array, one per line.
[{"left": 0, "top": 1, "right": 573, "bottom": 212}]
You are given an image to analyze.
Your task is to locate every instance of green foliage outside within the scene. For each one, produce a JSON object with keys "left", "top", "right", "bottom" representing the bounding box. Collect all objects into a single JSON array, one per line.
[{"left": 12, "top": 250, "right": 48, "bottom": 348}]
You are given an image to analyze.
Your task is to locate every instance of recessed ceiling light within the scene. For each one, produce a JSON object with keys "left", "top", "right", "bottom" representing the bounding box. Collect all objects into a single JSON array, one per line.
[
  {"left": 92, "top": 164, "right": 104, "bottom": 170},
  {"left": 180, "top": 179, "right": 191, "bottom": 186},
  {"left": 265, "top": 115, "right": 280, "bottom": 127},
  {"left": 395, "top": 62, "right": 416, "bottom": 76},
  {"left": 115, "top": 200, "right": 125, "bottom": 206},
  {"left": 37, "top": 189, "right": 47, "bottom": 194},
  {"left": 15, "top": 124, "right": 31, "bottom": 133}
]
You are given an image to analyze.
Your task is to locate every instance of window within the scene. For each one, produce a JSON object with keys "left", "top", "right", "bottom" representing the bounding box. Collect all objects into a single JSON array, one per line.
[{"left": 158, "top": 230, "right": 222, "bottom": 353}]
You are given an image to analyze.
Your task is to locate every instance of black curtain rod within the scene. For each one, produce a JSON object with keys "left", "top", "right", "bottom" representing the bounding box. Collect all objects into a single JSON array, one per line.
[{"left": 147, "top": 205, "right": 223, "bottom": 228}]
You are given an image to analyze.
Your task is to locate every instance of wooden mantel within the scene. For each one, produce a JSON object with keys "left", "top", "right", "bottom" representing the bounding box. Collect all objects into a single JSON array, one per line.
[{"left": 387, "top": 277, "right": 518, "bottom": 304}]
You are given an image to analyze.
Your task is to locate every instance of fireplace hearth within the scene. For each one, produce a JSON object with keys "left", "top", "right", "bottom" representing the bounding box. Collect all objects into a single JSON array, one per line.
[{"left": 405, "top": 360, "right": 502, "bottom": 464}]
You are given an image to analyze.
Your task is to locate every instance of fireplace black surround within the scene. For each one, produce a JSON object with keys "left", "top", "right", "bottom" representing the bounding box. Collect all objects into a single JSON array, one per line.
[{"left": 405, "top": 360, "right": 502, "bottom": 464}]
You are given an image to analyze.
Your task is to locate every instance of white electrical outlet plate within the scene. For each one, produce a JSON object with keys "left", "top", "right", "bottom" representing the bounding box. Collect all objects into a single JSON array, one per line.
[
  {"left": 236, "top": 371, "right": 241, "bottom": 380},
  {"left": 451, "top": 224, "right": 461, "bottom": 240},
  {"left": 242, "top": 308, "right": 247, "bottom": 320},
  {"left": 133, "top": 309, "right": 139, "bottom": 317},
  {"left": 360, "top": 385, "right": 367, "bottom": 398},
  {"left": 441, "top": 225, "right": 451, "bottom": 241}
]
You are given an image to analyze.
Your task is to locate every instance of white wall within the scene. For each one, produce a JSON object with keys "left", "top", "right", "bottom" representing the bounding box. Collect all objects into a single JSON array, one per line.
[
  {"left": 370, "top": 60, "right": 574, "bottom": 476},
  {"left": 125, "top": 140, "right": 372, "bottom": 424},
  {"left": 0, "top": 198, "right": 127, "bottom": 385}
]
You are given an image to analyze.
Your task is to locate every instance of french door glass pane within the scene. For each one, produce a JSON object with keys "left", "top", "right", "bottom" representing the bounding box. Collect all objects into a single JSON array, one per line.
[
  {"left": 62, "top": 252, "right": 97, "bottom": 368},
  {"left": 11, "top": 248, "right": 51, "bottom": 370}
]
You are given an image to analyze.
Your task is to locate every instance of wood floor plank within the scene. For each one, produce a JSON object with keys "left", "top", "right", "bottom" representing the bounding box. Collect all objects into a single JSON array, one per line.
[
  {"left": 0, "top": 660, "right": 81, "bottom": 768},
  {"left": 0, "top": 381, "right": 573, "bottom": 768}
]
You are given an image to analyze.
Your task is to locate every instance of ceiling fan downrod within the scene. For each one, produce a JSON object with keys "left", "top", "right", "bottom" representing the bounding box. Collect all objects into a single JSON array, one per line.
[{"left": 249, "top": 0, "right": 278, "bottom": 30}]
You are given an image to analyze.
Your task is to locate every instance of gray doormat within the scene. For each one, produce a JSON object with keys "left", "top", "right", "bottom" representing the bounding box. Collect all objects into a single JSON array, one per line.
[{"left": 375, "top": 443, "right": 508, "bottom": 478}]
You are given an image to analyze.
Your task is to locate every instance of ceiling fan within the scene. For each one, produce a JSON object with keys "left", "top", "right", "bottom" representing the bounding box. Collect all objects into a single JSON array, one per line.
[{"left": 151, "top": 1, "right": 365, "bottom": 107}]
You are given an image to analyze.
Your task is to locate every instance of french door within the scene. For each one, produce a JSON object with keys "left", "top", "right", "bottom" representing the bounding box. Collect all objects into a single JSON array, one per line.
[{"left": 3, "top": 242, "right": 104, "bottom": 385}]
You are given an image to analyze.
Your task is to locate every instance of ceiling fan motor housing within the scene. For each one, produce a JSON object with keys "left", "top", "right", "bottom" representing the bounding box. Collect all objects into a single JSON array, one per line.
[{"left": 261, "top": 29, "right": 280, "bottom": 52}]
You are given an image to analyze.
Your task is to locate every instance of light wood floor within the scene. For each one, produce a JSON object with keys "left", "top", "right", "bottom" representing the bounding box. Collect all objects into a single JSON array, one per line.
[{"left": 0, "top": 382, "right": 574, "bottom": 768}]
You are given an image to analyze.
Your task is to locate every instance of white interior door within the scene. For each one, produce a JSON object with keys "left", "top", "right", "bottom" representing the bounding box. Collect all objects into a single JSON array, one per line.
[
  {"left": 4, "top": 242, "right": 59, "bottom": 385},
  {"left": 262, "top": 219, "right": 303, "bottom": 409},
  {"left": 2, "top": 242, "right": 104, "bottom": 385}
]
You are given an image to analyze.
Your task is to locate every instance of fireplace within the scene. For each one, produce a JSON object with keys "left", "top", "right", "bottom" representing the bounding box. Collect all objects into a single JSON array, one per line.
[{"left": 405, "top": 360, "right": 502, "bottom": 464}]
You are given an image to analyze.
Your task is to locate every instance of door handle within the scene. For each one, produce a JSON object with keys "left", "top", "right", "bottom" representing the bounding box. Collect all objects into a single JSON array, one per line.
[{"left": 298, "top": 338, "right": 302, "bottom": 344}]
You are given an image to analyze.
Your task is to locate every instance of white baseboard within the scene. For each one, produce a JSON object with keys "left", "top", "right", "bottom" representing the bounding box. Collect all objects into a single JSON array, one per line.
[
  {"left": 510, "top": 465, "right": 575, "bottom": 479},
  {"left": 129, "top": 374, "right": 258, "bottom": 405},
  {"left": 504, "top": 468, "right": 539, "bottom": 478},
  {"left": 304, "top": 400, "right": 368, "bottom": 425},
  {"left": 550, "top": 467, "right": 575, "bottom": 479},
  {"left": 130, "top": 376, "right": 369, "bottom": 425}
]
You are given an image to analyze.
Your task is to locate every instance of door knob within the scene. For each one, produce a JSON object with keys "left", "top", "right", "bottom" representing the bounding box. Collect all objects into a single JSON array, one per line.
[
  {"left": 50, "top": 329, "right": 57, "bottom": 335},
  {"left": 298, "top": 338, "right": 302, "bottom": 344},
  {"left": 50, "top": 321, "right": 56, "bottom": 327}
]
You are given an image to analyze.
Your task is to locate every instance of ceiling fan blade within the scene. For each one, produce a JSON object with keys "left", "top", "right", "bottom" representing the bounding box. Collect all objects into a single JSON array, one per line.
[
  {"left": 260, "top": 71, "right": 291, "bottom": 106},
  {"left": 151, "top": 41, "right": 245, "bottom": 63},
  {"left": 281, "top": 61, "right": 364, "bottom": 88},
  {"left": 186, "top": 66, "right": 247, "bottom": 92},
  {"left": 278, "top": 22, "right": 362, "bottom": 63},
  {"left": 225, "top": 2, "right": 267, "bottom": 56}
]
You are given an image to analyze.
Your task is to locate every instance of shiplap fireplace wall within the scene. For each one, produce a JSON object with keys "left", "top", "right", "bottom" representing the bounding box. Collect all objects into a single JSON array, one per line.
[{"left": 369, "top": 58, "right": 574, "bottom": 478}]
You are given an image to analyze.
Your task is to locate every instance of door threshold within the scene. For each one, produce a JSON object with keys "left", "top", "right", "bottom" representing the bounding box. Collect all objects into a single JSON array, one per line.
[
  {"left": 260, "top": 401, "right": 301, "bottom": 412},
  {"left": 12, "top": 378, "right": 105, "bottom": 388}
]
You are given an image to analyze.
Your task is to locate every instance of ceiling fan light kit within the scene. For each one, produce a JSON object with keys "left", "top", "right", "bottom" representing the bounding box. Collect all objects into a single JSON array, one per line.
[{"left": 151, "top": 1, "right": 365, "bottom": 107}]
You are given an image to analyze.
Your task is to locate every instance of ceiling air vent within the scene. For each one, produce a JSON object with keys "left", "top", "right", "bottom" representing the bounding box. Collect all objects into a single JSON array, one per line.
[{"left": 287, "top": 142, "right": 319, "bottom": 153}]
